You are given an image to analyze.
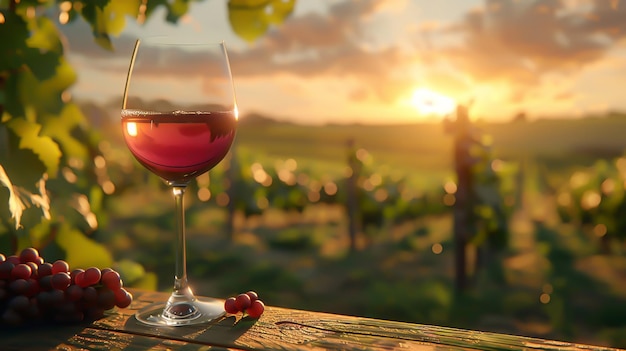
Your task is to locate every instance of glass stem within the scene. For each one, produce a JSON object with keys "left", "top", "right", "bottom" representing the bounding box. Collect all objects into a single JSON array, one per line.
[{"left": 172, "top": 185, "right": 191, "bottom": 298}]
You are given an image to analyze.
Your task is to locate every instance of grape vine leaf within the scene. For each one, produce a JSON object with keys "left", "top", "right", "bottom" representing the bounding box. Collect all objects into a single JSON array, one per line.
[
  {"left": 166, "top": 0, "right": 192, "bottom": 23},
  {"left": 228, "top": 0, "right": 295, "bottom": 42},
  {"left": 22, "top": 16, "right": 64, "bottom": 81},
  {"left": 0, "top": 11, "right": 30, "bottom": 73},
  {"left": 41, "top": 103, "right": 89, "bottom": 160},
  {"left": 26, "top": 16, "right": 64, "bottom": 55},
  {"left": 18, "top": 56, "right": 76, "bottom": 116},
  {"left": 79, "top": 0, "right": 115, "bottom": 51},
  {"left": 24, "top": 49, "right": 62, "bottom": 83},
  {"left": 7, "top": 118, "right": 62, "bottom": 178},
  {"left": 0, "top": 164, "right": 26, "bottom": 229}
]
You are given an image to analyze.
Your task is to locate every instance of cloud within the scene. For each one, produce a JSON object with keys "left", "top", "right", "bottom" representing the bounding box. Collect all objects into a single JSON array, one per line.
[
  {"left": 431, "top": 0, "right": 626, "bottom": 102},
  {"left": 229, "top": 0, "right": 413, "bottom": 102}
]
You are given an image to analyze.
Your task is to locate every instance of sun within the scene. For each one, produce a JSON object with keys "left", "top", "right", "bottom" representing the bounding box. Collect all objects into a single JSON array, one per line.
[{"left": 410, "top": 88, "right": 456, "bottom": 117}]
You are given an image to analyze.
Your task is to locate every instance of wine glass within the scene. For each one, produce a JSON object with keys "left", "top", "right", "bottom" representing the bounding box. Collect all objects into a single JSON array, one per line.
[{"left": 120, "top": 37, "right": 238, "bottom": 326}]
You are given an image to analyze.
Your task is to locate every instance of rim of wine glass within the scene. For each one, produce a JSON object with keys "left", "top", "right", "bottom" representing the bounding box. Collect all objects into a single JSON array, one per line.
[{"left": 137, "top": 35, "right": 228, "bottom": 46}]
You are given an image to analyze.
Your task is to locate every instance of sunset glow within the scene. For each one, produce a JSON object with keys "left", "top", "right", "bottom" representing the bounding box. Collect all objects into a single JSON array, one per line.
[{"left": 410, "top": 88, "right": 456, "bottom": 117}]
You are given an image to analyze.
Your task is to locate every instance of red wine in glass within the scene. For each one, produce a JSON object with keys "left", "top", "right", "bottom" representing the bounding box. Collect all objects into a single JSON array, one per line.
[{"left": 121, "top": 109, "right": 237, "bottom": 184}]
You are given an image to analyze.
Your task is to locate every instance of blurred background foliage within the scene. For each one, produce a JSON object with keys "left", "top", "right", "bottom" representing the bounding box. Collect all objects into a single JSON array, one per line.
[{"left": 1, "top": 0, "right": 626, "bottom": 348}]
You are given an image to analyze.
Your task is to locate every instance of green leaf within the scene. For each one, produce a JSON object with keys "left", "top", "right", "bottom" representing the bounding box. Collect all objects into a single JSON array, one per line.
[
  {"left": 0, "top": 10, "right": 29, "bottom": 72},
  {"left": 166, "top": 0, "right": 191, "bottom": 23},
  {"left": 129, "top": 271, "right": 158, "bottom": 290},
  {"left": 78, "top": 0, "right": 142, "bottom": 51},
  {"left": 56, "top": 222, "right": 113, "bottom": 269},
  {"left": 0, "top": 126, "right": 47, "bottom": 190},
  {"left": 2, "top": 74, "right": 24, "bottom": 119},
  {"left": 227, "top": 0, "right": 295, "bottom": 42},
  {"left": 7, "top": 118, "right": 62, "bottom": 177},
  {"left": 22, "top": 15, "right": 64, "bottom": 81},
  {"left": 24, "top": 48, "right": 62, "bottom": 82},
  {"left": 26, "top": 16, "right": 64, "bottom": 55},
  {"left": 18, "top": 57, "right": 76, "bottom": 115},
  {"left": 0, "top": 164, "right": 26, "bottom": 230},
  {"left": 113, "top": 259, "right": 146, "bottom": 284},
  {"left": 81, "top": 1, "right": 113, "bottom": 51},
  {"left": 41, "top": 103, "right": 88, "bottom": 160}
]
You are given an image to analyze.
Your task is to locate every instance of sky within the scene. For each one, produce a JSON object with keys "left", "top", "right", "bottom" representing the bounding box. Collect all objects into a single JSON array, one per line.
[{"left": 62, "top": 0, "right": 626, "bottom": 125}]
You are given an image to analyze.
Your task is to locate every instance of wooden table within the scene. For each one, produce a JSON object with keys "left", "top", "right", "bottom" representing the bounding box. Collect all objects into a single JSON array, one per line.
[{"left": 0, "top": 289, "right": 622, "bottom": 350}]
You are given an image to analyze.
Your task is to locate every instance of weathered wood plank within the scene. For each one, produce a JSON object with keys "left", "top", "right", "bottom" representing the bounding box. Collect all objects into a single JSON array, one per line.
[
  {"left": 1, "top": 289, "right": 622, "bottom": 351},
  {"left": 90, "top": 290, "right": 620, "bottom": 351}
]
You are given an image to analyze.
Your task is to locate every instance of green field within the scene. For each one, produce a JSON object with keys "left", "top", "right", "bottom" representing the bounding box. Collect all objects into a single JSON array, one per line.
[{"left": 237, "top": 112, "right": 626, "bottom": 167}]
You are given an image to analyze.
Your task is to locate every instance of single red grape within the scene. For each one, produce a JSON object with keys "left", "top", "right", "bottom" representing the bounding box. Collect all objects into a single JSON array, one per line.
[
  {"left": 8, "top": 279, "right": 29, "bottom": 295},
  {"left": 224, "top": 297, "right": 239, "bottom": 314},
  {"left": 38, "top": 263, "right": 53, "bottom": 277},
  {"left": 114, "top": 288, "right": 133, "bottom": 308},
  {"left": 83, "top": 286, "right": 98, "bottom": 303},
  {"left": 11, "top": 263, "right": 32, "bottom": 280},
  {"left": 51, "top": 260, "right": 69, "bottom": 274},
  {"left": 0, "top": 261, "right": 15, "bottom": 280},
  {"left": 83, "top": 267, "right": 101, "bottom": 287},
  {"left": 66, "top": 284, "right": 84, "bottom": 302},
  {"left": 246, "top": 291, "right": 259, "bottom": 302},
  {"left": 9, "top": 295, "right": 30, "bottom": 312},
  {"left": 25, "top": 278, "right": 40, "bottom": 297},
  {"left": 51, "top": 272, "right": 71, "bottom": 291},
  {"left": 25, "top": 262, "right": 38, "bottom": 278},
  {"left": 102, "top": 271, "right": 123, "bottom": 290},
  {"left": 235, "top": 293, "right": 251, "bottom": 311},
  {"left": 38, "top": 275, "right": 53, "bottom": 291},
  {"left": 48, "top": 289, "right": 65, "bottom": 306},
  {"left": 97, "top": 287, "right": 116, "bottom": 310},
  {"left": 6, "top": 255, "right": 20, "bottom": 265},
  {"left": 70, "top": 268, "right": 84, "bottom": 284},
  {"left": 74, "top": 271, "right": 90, "bottom": 288},
  {"left": 0, "top": 253, "right": 6, "bottom": 262},
  {"left": 247, "top": 299, "right": 265, "bottom": 318},
  {"left": 19, "top": 248, "right": 40, "bottom": 264}
]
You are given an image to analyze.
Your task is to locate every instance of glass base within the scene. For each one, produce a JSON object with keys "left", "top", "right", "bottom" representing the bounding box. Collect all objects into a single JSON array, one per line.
[{"left": 135, "top": 297, "right": 225, "bottom": 326}]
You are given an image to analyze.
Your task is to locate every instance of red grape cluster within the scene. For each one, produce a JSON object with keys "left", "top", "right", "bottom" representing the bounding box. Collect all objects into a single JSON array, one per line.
[
  {"left": 0, "top": 247, "right": 133, "bottom": 325},
  {"left": 223, "top": 291, "right": 265, "bottom": 318}
]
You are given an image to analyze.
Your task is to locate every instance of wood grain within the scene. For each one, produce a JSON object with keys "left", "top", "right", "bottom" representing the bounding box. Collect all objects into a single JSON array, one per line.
[{"left": 0, "top": 289, "right": 621, "bottom": 351}]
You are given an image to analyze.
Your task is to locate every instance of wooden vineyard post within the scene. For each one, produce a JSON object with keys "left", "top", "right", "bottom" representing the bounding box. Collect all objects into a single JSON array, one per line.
[
  {"left": 451, "top": 104, "right": 475, "bottom": 293},
  {"left": 346, "top": 139, "right": 361, "bottom": 253}
]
